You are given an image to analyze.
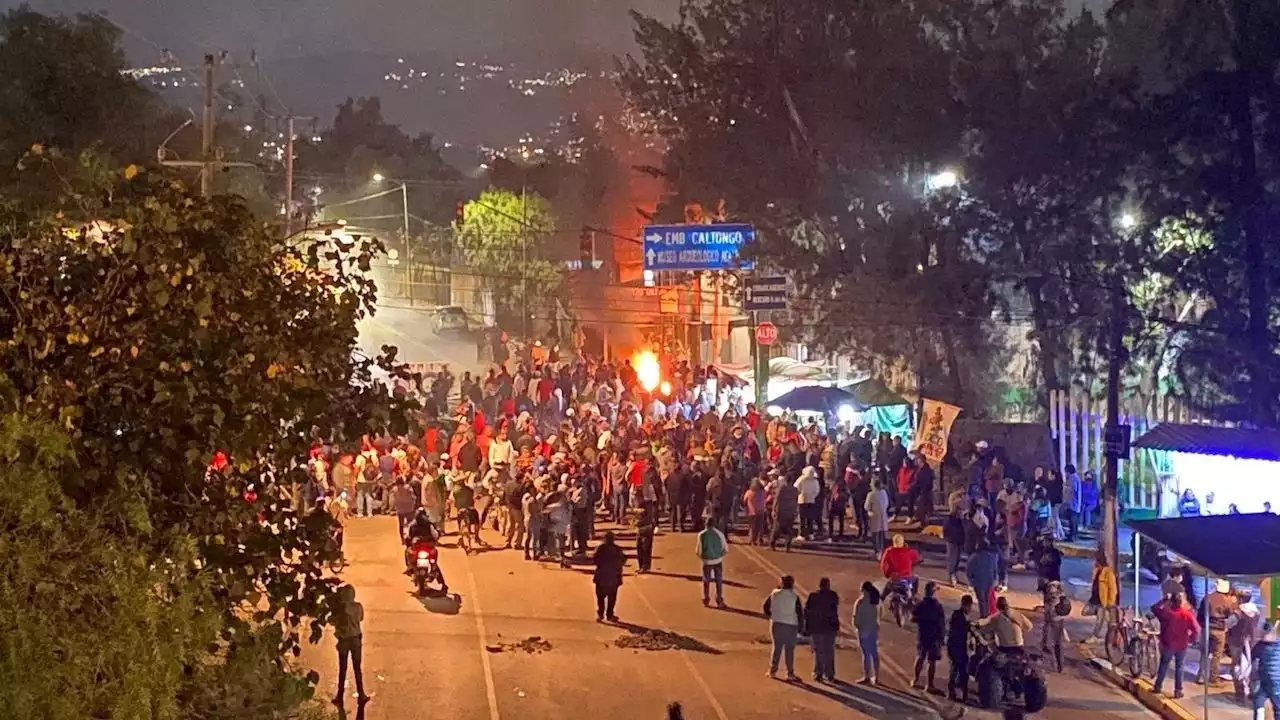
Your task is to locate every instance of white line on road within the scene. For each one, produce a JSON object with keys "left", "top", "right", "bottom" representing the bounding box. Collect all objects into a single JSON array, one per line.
[
  {"left": 464, "top": 556, "right": 502, "bottom": 720},
  {"left": 630, "top": 582, "right": 732, "bottom": 720},
  {"left": 737, "top": 543, "right": 938, "bottom": 716}
]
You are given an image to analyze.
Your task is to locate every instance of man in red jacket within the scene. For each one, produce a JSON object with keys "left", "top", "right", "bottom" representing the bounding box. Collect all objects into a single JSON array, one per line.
[
  {"left": 1152, "top": 593, "right": 1201, "bottom": 698},
  {"left": 880, "top": 534, "right": 922, "bottom": 599}
]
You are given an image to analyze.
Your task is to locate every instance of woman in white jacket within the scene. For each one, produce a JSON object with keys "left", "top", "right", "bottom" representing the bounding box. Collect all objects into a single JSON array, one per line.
[
  {"left": 794, "top": 467, "right": 821, "bottom": 540},
  {"left": 864, "top": 479, "right": 890, "bottom": 555}
]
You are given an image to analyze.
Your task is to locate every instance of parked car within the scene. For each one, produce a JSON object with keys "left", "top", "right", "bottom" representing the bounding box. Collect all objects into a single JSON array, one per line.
[{"left": 430, "top": 305, "right": 469, "bottom": 335}]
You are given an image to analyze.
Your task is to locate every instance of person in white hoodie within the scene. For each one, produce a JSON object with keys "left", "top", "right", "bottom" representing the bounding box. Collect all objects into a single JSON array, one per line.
[
  {"left": 1228, "top": 588, "right": 1263, "bottom": 701},
  {"left": 487, "top": 426, "right": 514, "bottom": 469},
  {"left": 795, "top": 466, "right": 822, "bottom": 540},
  {"left": 764, "top": 575, "right": 805, "bottom": 681}
]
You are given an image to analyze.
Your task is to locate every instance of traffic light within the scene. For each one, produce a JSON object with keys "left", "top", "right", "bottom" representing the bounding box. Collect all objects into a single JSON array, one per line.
[
  {"left": 579, "top": 228, "right": 595, "bottom": 269},
  {"left": 454, "top": 201, "right": 466, "bottom": 227}
]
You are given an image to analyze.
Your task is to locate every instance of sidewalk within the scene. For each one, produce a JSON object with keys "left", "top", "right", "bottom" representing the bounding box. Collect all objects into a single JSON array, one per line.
[{"left": 1088, "top": 653, "right": 1255, "bottom": 720}]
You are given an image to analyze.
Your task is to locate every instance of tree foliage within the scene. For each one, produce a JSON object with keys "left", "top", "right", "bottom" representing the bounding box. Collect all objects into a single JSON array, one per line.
[
  {"left": 618, "top": 0, "right": 1130, "bottom": 410},
  {"left": 0, "top": 152, "right": 411, "bottom": 716},
  {"left": 459, "top": 187, "right": 565, "bottom": 330}
]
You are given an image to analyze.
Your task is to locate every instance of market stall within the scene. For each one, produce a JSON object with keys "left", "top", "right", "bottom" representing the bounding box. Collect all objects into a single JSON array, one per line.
[{"left": 1131, "top": 422, "right": 1280, "bottom": 517}]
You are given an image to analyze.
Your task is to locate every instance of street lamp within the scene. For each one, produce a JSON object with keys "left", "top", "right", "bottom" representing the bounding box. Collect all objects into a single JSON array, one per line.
[
  {"left": 927, "top": 169, "right": 959, "bottom": 191},
  {"left": 372, "top": 172, "right": 386, "bottom": 184},
  {"left": 1118, "top": 212, "right": 1138, "bottom": 230}
]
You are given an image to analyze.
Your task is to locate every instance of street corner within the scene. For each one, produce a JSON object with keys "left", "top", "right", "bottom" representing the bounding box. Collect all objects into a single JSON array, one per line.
[{"left": 1087, "top": 657, "right": 1199, "bottom": 720}]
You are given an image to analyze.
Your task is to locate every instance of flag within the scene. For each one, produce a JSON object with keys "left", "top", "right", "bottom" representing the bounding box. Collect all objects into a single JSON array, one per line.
[{"left": 915, "top": 398, "right": 962, "bottom": 465}]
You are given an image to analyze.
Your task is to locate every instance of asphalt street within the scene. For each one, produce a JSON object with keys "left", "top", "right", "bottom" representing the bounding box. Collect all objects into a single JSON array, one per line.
[
  {"left": 304, "top": 516, "right": 1159, "bottom": 720},
  {"left": 357, "top": 305, "right": 482, "bottom": 374}
]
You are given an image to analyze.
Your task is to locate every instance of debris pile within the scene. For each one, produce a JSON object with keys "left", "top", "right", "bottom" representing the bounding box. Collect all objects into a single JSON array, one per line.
[{"left": 485, "top": 635, "right": 553, "bottom": 654}]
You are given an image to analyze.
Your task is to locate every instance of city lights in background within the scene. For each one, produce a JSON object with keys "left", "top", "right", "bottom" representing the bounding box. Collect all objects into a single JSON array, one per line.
[{"left": 633, "top": 350, "right": 660, "bottom": 392}]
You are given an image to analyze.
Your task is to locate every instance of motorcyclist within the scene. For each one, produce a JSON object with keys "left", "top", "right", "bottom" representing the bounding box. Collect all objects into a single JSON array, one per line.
[
  {"left": 404, "top": 508, "right": 443, "bottom": 574},
  {"left": 880, "top": 533, "right": 922, "bottom": 600}
]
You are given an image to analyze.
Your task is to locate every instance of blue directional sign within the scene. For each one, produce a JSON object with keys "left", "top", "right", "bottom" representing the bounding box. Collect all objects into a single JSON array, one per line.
[{"left": 642, "top": 223, "right": 756, "bottom": 271}]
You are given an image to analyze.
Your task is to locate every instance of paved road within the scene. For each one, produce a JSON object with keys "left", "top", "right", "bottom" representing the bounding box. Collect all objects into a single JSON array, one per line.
[
  {"left": 358, "top": 304, "right": 482, "bottom": 374},
  {"left": 304, "top": 516, "right": 1158, "bottom": 720}
]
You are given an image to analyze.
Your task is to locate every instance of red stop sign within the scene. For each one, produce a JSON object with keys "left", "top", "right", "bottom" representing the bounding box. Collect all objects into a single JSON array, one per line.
[{"left": 755, "top": 321, "right": 779, "bottom": 346}]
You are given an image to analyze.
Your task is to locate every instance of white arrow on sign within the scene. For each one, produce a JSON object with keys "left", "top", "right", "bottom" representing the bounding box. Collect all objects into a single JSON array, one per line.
[
  {"left": 646, "top": 249, "right": 657, "bottom": 265},
  {"left": 645, "top": 233, "right": 664, "bottom": 244}
]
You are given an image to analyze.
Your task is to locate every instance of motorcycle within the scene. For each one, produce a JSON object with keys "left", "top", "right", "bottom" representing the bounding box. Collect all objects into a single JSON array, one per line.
[
  {"left": 409, "top": 540, "right": 448, "bottom": 596},
  {"left": 967, "top": 625, "right": 1048, "bottom": 712},
  {"left": 887, "top": 578, "right": 916, "bottom": 628}
]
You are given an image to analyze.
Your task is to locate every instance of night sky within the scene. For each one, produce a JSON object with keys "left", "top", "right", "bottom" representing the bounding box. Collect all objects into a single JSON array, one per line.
[{"left": 3, "top": 0, "right": 681, "bottom": 63}]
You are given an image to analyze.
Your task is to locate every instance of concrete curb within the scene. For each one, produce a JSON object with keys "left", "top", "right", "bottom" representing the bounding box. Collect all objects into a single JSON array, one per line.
[
  {"left": 1088, "top": 657, "right": 1200, "bottom": 720},
  {"left": 906, "top": 525, "right": 1129, "bottom": 561}
]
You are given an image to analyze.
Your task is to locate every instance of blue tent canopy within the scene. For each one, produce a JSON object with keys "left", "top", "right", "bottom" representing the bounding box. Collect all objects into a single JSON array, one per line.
[{"left": 768, "top": 385, "right": 857, "bottom": 413}]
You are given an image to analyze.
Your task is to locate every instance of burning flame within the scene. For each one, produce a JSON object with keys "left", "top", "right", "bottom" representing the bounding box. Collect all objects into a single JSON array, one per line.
[{"left": 633, "top": 350, "right": 660, "bottom": 392}]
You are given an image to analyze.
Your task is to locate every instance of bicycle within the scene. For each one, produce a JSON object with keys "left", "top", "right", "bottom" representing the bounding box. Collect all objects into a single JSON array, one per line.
[
  {"left": 1104, "top": 607, "right": 1160, "bottom": 678},
  {"left": 457, "top": 507, "right": 482, "bottom": 555}
]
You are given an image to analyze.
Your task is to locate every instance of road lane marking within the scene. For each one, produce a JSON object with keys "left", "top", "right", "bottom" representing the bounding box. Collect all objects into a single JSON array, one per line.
[
  {"left": 736, "top": 543, "right": 937, "bottom": 714},
  {"left": 630, "top": 582, "right": 731, "bottom": 720},
  {"left": 463, "top": 556, "right": 502, "bottom": 720}
]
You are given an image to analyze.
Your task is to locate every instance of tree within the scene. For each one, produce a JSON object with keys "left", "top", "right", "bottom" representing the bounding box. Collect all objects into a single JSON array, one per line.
[
  {"left": 0, "top": 9, "right": 163, "bottom": 170},
  {"left": 1109, "top": 0, "right": 1280, "bottom": 424},
  {"left": 619, "top": 0, "right": 1127, "bottom": 411},
  {"left": 0, "top": 153, "right": 411, "bottom": 716},
  {"left": 458, "top": 187, "right": 565, "bottom": 333}
]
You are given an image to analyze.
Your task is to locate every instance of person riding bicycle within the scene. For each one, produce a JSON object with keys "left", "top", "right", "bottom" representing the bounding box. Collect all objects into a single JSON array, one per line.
[
  {"left": 451, "top": 473, "right": 483, "bottom": 547},
  {"left": 880, "top": 534, "right": 922, "bottom": 600}
]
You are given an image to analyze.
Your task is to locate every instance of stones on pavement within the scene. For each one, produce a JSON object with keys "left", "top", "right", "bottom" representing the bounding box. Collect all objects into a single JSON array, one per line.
[{"left": 485, "top": 635, "right": 553, "bottom": 654}]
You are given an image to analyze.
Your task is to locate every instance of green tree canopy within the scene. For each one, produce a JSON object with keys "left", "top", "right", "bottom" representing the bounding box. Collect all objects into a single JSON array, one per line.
[
  {"left": 459, "top": 187, "right": 565, "bottom": 332},
  {"left": 0, "top": 153, "right": 411, "bottom": 717}
]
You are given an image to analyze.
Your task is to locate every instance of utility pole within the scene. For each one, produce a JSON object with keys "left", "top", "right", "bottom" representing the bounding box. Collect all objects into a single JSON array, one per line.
[
  {"left": 284, "top": 116, "right": 296, "bottom": 236},
  {"left": 282, "top": 115, "right": 318, "bottom": 238},
  {"left": 401, "top": 182, "right": 412, "bottom": 306},
  {"left": 200, "top": 54, "right": 217, "bottom": 197},
  {"left": 161, "top": 53, "right": 252, "bottom": 195},
  {"left": 1102, "top": 280, "right": 1128, "bottom": 574},
  {"left": 521, "top": 185, "right": 529, "bottom": 340}
]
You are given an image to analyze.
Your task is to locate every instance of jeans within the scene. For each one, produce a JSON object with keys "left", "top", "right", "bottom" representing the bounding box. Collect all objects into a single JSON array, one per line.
[
  {"left": 595, "top": 583, "right": 618, "bottom": 619},
  {"left": 948, "top": 654, "right": 968, "bottom": 698},
  {"left": 945, "top": 542, "right": 962, "bottom": 577},
  {"left": 770, "top": 623, "right": 799, "bottom": 675},
  {"left": 974, "top": 585, "right": 994, "bottom": 618},
  {"left": 396, "top": 511, "right": 414, "bottom": 539},
  {"left": 336, "top": 635, "right": 365, "bottom": 698},
  {"left": 1254, "top": 686, "right": 1280, "bottom": 720},
  {"left": 871, "top": 530, "right": 886, "bottom": 555},
  {"left": 1155, "top": 649, "right": 1186, "bottom": 694},
  {"left": 636, "top": 532, "right": 654, "bottom": 571},
  {"left": 853, "top": 501, "right": 869, "bottom": 539},
  {"left": 356, "top": 486, "right": 376, "bottom": 517},
  {"left": 506, "top": 508, "right": 525, "bottom": 548},
  {"left": 702, "top": 563, "right": 724, "bottom": 603},
  {"left": 859, "top": 632, "right": 881, "bottom": 680},
  {"left": 669, "top": 500, "right": 686, "bottom": 531},
  {"left": 1082, "top": 507, "right": 1093, "bottom": 529},
  {"left": 612, "top": 491, "right": 628, "bottom": 523},
  {"left": 812, "top": 632, "right": 837, "bottom": 679}
]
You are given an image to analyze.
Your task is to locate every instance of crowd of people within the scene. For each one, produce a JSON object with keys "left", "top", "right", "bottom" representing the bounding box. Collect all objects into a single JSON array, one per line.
[{"left": 294, "top": 348, "right": 1280, "bottom": 715}]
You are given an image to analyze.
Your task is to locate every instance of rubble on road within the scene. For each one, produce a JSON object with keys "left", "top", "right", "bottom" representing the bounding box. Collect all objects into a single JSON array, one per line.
[{"left": 485, "top": 635, "right": 553, "bottom": 654}]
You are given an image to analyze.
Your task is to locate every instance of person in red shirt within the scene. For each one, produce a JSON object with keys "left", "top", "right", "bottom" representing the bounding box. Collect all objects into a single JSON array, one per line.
[
  {"left": 745, "top": 403, "right": 760, "bottom": 432},
  {"left": 1152, "top": 593, "right": 1201, "bottom": 697},
  {"left": 537, "top": 373, "right": 555, "bottom": 405},
  {"left": 880, "top": 534, "right": 922, "bottom": 598}
]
